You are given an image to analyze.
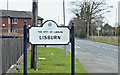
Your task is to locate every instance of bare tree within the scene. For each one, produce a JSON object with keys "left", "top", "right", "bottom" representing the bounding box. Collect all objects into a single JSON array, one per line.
[{"left": 69, "top": 0, "right": 111, "bottom": 37}]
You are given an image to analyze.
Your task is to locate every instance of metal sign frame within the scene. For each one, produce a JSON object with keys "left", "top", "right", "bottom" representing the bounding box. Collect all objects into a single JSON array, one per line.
[{"left": 24, "top": 20, "right": 75, "bottom": 75}]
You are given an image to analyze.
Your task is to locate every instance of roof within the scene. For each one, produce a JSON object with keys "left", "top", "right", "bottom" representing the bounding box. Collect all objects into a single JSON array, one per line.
[{"left": 0, "top": 10, "right": 43, "bottom": 20}]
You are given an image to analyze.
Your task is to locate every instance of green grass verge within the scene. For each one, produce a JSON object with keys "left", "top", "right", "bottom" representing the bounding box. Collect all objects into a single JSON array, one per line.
[
  {"left": 16, "top": 47, "right": 89, "bottom": 74},
  {"left": 86, "top": 39, "right": 118, "bottom": 46}
]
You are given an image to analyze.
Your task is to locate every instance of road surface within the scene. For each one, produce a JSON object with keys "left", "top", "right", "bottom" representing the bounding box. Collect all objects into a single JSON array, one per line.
[{"left": 45, "top": 38, "right": 118, "bottom": 73}]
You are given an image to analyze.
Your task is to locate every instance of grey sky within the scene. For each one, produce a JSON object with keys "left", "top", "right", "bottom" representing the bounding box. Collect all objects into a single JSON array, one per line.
[{"left": 0, "top": 0, "right": 120, "bottom": 27}]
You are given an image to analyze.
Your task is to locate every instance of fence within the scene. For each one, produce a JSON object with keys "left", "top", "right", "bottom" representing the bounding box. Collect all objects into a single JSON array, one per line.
[
  {"left": 1, "top": 36, "right": 23, "bottom": 73},
  {"left": 89, "top": 36, "right": 118, "bottom": 42},
  {"left": 0, "top": 28, "right": 24, "bottom": 34}
]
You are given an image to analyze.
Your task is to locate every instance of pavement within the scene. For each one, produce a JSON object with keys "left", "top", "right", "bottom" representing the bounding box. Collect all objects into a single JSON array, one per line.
[
  {"left": 43, "top": 38, "right": 118, "bottom": 73},
  {"left": 0, "top": 39, "right": 2, "bottom": 75}
]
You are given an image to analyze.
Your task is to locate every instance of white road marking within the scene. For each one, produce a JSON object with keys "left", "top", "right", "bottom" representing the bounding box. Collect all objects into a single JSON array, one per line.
[
  {"left": 113, "top": 49, "right": 118, "bottom": 51},
  {"left": 83, "top": 49, "right": 85, "bottom": 50},
  {"left": 77, "top": 46, "right": 81, "bottom": 48},
  {"left": 104, "top": 47, "right": 108, "bottom": 49},
  {"left": 75, "top": 45, "right": 81, "bottom": 49},
  {"left": 89, "top": 43, "right": 91, "bottom": 44},
  {"left": 88, "top": 43, "right": 94, "bottom": 46},
  {"left": 97, "top": 46, "right": 100, "bottom": 47}
]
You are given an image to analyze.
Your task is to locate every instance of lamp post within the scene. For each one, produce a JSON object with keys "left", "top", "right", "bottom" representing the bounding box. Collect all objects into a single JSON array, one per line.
[
  {"left": 7, "top": 0, "right": 8, "bottom": 10},
  {"left": 63, "top": 0, "right": 67, "bottom": 57},
  {"left": 96, "top": 17, "right": 101, "bottom": 40},
  {"left": 31, "top": 0, "right": 38, "bottom": 70},
  {"left": 115, "top": 7, "right": 117, "bottom": 42},
  {"left": 87, "top": 0, "right": 90, "bottom": 38}
]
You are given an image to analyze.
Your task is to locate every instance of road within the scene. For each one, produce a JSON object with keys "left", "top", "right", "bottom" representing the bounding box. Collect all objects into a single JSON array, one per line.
[{"left": 45, "top": 38, "right": 118, "bottom": 73}]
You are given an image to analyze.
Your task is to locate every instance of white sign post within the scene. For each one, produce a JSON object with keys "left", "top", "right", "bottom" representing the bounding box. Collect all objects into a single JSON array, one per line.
[
  {"left": 29, "top": 20, "right": 70, "bottom": 45},
  {"left": 96, "top": 27, "right": 101, "bottom": 31}
]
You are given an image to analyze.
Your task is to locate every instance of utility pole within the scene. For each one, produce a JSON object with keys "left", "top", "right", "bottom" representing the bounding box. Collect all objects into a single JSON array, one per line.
[
  {"left": 97, "top": 26, "right": 100, "bottom": 40},
  {"left": 87, "top": 19, "right": 89, "bottom": 38},
  {"left": 87, "top": 0, "right": 89, "bottom": 38},
  {"left": 58, "top": 16, "right": 59, "bottom": 25},
  {"left": 115, "top": 7, "right": 117, "bottom": 42},
  {"left": 118, "top": 1, "right": 120, "bottom": 39},
  {"left": 7, "top": 0, "right": 8, "bottom": 10},
  {"left": 31, "top": 0, "right": 38, "bottom": 70},
  {"left": 97, "top": 17, "right": 101, "bottom": 40},
  {"left": 63, "top": 0, "right": 67, "bottom": 57}
]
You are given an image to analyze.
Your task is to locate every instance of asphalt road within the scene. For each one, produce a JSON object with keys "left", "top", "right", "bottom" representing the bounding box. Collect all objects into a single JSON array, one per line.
[{"left": 45, "top": 38, "right": 118, "bottom": 73}]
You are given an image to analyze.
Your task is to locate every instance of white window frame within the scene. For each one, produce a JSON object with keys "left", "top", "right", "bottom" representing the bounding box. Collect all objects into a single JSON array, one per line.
[
  {"left": 12, "top": 18, "right": 18, "bottom": 24},
  {"left": 12, "top": 29, "right": 18, "bottom": 34}
]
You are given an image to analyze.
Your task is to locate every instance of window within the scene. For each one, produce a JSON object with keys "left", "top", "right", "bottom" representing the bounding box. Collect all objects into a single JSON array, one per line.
[
  {"left": 8, "top": 29, "right": 11, "bottom": 33},
  {"left": 38, "top": 20, "right": 41, "bottom": 26},
  {"left": 14, "top": 29, "right": 18, "bottom": 33},
  {"left": 12, "top": 29, "right": 18, "bottom": 34},
  {"left": 12, "top": 18, "right": 18, "bottom": 24}
]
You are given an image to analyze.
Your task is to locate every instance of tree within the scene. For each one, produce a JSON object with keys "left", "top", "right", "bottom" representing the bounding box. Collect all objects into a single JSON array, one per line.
[
  {"left": 102, "top": 23, "right": 114, "bottom": 36},
  {"left": 69, "top": 0, "right": 111, "bottom": 38}
]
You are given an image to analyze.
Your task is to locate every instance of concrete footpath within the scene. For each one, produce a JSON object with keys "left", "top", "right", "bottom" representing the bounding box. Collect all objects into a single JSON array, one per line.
[{"left": 0, "top": 39, "right": 2, "bottom": 75}]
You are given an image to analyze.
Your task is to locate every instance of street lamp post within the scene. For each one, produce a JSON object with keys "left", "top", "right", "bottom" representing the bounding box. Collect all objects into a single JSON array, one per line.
[
  {"left": 96, "top": 17, "right": 101, "bottom": 40},
  {"left": 87, "top": 0, "right": 90, "bottom": 38},
  {"left": 63, "top": 0, "right": 67, "bottom": 57},
  {"left": 7, "top": 0, "right": 8, "bottom": 10},
  {"left": 97, "top": 26, "right": 100, "bottom": 40},
  {"left": 87, "top": 19, "right": 89, "bottom": 38},
  {"left": 115, "top": 7, "right": 117, "bottom": 42},
  {"left": 31, "top": 0, "right": 38, "bottom": 70}
]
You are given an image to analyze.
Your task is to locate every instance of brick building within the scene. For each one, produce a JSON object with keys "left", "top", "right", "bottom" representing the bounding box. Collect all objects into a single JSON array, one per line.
[{"left": 0, "top": 10, "right": 43, "bottom": 34}]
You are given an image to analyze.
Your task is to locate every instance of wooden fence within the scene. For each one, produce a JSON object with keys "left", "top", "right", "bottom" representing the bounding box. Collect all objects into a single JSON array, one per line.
[{"left": 1, "top": 36, "right": 23, "bottom": 73}]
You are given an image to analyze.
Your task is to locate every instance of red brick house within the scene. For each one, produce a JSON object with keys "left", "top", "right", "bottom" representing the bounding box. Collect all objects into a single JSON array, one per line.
[{"left": 0, "top": 10, "right": 43, "bottom": 34}]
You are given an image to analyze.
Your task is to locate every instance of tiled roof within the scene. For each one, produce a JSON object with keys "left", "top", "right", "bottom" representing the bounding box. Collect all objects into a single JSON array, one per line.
[{"left": 0, "top": 9, "right": 43, "bottom": 20}]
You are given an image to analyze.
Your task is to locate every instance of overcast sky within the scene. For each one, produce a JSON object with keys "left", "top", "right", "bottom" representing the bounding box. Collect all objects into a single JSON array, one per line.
[{"left": 0, "top": 0, "right": 120, "bottom": 27}]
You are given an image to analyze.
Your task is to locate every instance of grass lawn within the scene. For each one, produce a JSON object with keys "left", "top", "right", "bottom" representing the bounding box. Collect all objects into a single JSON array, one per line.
[
  {"left": 86, "top": 39, "right": 118, "bottom": 46},
  {"left": 16, "top": 47, "right": 89, "bottom": 74}
]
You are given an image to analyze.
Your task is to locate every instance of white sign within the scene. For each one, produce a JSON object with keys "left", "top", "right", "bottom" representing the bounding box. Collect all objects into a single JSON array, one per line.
[
  {"left": 96, "top": 27, "right": 101, "bottom": 30},
  {"left": 29, "top": 20, "right": 70, "bottom": 45}
]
